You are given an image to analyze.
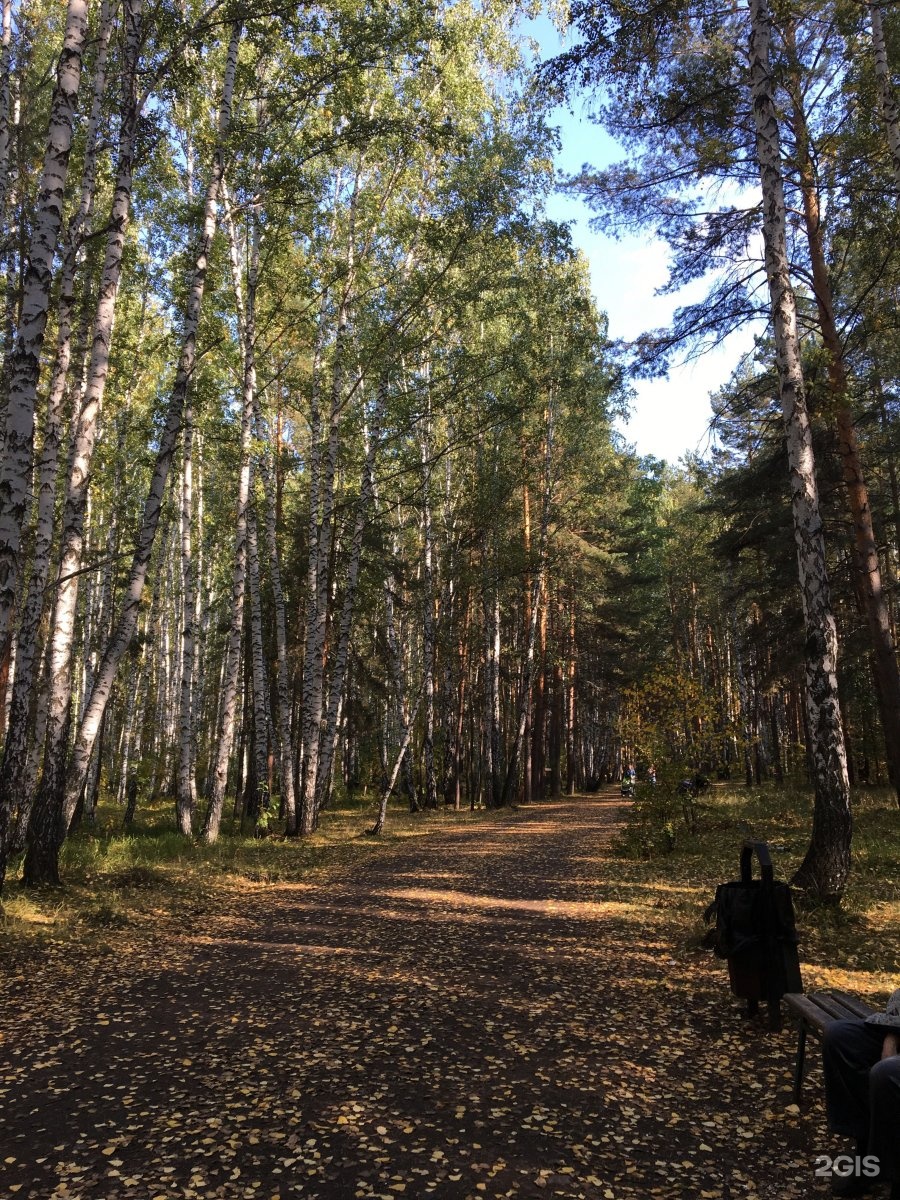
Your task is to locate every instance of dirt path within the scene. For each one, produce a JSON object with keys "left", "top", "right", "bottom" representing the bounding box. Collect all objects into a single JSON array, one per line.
[{"left": 1, "top": 796, "right": 827, "bottom": 1199}]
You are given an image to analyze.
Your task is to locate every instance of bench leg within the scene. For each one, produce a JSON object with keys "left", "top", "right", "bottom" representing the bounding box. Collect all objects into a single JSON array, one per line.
[{"left": 793, "top": 1026, "right": 807, "bottom": 1104}]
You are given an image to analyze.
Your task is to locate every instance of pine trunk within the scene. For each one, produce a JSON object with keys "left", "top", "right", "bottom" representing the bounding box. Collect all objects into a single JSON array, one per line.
[{"left": 786, "top": 63, "right": 900, "bottom": 800}]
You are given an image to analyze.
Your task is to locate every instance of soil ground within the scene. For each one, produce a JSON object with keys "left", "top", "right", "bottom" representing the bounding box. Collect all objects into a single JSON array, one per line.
[{"left": 0, "top": 793, "right": 847, "bottom": 1199}]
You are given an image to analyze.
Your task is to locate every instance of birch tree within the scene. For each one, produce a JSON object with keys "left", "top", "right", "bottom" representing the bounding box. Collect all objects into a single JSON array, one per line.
[
  {"left": 869, "top": 0, "right": 900, "bottom": 189},
  {"left": 0, "top": 0, "right": 88, "bottom": 657},
  {"left": 748, "top": 0, "right": 851, "bottom": 899},
  {"left": 22, "top": 20, "right": 241, "bottom": 884}
]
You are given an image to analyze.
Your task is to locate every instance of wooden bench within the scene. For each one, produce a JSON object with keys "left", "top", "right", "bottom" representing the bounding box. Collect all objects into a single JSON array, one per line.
[{"left": 783, "top": 990, "right": 876, "bottom": 1103}]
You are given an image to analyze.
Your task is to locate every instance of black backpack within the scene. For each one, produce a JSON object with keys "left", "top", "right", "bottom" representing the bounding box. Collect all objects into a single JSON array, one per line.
[{"left": 703, "top": 841, "right": 802, "bottom": 1027}]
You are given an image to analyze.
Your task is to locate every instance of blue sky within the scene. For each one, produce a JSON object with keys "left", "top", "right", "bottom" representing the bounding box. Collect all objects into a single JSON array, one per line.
[{"left": 520, "top": 15, "right": 757, "bottom": 464}]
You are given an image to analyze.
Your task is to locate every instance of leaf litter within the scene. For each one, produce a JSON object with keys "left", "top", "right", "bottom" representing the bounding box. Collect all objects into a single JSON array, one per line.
[{"left": 1, "top": 794, "right": 834, "bottom": 1198}]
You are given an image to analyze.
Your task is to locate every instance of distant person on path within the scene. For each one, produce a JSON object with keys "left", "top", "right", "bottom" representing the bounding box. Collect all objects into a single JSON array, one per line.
[
  {"left": 823, "top": 989, "right": 900, "bottom": 1198},
  {"left": 621, "top": 762, "right": 636, "bottom": 797}
]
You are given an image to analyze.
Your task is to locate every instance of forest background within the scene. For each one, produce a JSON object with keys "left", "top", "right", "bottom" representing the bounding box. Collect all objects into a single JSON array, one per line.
[{"left": 0, "top": 0, "right": 898, "bottom": 928}]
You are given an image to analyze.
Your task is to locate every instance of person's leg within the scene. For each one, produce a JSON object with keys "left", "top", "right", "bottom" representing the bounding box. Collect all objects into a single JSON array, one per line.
[
  {"left": 823, "top": 1020, "right": 885, "bottom": 1142},
  {"left": 869, "top": 1055, "right": 900, "bottom": 1184}
]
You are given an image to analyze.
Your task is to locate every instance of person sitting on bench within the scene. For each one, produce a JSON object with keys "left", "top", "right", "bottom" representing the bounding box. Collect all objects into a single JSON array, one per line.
[{"left": 823, "top": 989, "right": 900, "bottom": 1198}]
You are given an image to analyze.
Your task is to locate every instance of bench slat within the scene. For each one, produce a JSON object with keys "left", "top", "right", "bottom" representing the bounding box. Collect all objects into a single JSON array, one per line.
[
  {"left": 813, "top": 993, "right": 865, "bottom": 1022},
  {"left": 784, "top": 990, "right": 877, "bottom": 1035},
  {"left": 784, "top": 989, "right": 878, "bottom": 1104},
  {"left": 827, "top": 990, "right": 876, "bottom": 1019},
  {"left": 784, "top": 992, "right": 835, "bottom": 1033}
]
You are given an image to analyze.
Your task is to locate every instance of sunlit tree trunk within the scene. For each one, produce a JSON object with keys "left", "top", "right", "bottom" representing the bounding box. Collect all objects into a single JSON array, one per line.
[
  {"left": 245, "top": 507, "right": 270, "bottom": 827},
  {"left": 869, "top": 0, "right": 900, "bottom": 189},
  {"left": 566, "top": 599, "right": 576, "bottom": 795},
  {"left": 369, "top": 690, "right": 425, "bottom": 836},
  {"left": 314, "top": 385, "right": 383, "bottom": 816},
  {"left": 0, "top": 0, "right": 88, "bottom": 674},
  {"left": 39, "top": 22, "right": 241, "bottom": 874},
  {"left": 501, "top": 395, "right": 552, "bottom": 807},
  {"left": 748, "top": 0, "right": 851, "bottom": 901},
  {"left": 300, "top": 178, "right": 359, "bottom": 834},
  {"left": 23, "top": 0, "right": 143, "bottom": 887},
  {"left": 0, "top": 0, "right": 115, "bottom": 888},
  {"left": 785, "top": 44, "right": 900, "bottom": 800},
  {"left": 254, "top": 393, "right": 296, "bottom": 832},
  {"left": 0, "top": 0, "right": 12, "bottom": 221},
  {"left": 419, "top": 387, "right": 438, "bottom": 810},
  {"left": 176, "top": 396, "right": 197, "bottom": 836}
]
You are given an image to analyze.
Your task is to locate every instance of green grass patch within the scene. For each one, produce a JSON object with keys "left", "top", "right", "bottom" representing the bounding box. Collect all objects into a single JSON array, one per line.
[
  {"left": 609, "top": 780, "right": 900, "bottom": 1001},
  {"left": 0, "top": 791, "right": 516, "bottom": 954}
]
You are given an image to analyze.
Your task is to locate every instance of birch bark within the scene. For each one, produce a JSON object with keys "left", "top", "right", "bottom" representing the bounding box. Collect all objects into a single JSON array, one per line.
[
  {"left": 245, "top": 507, "right": 270, "bottom": 825},
  {"left": 482, "top": 533, "right": 502, "bottom": 808},
  {"left": 23, "top": 22, "right": 241, "bottom": 881},
  {"left": 22, "top": 0, "right": 143, "bottom": 887},
  {"left": 0, "top": 0, "right": 13, "bottom": 224},
  {"left": 748, "top": 0, "right": 851, "bottom": 901},
  {"left": 200, "top": 146, "right": 259, "bottom": 845},
  {"left": 253, "top": 395, "right": 296, "bottom": 831},
  {"left": 869, "top": 1, "right": 900, "bottom": 190},
  {"left": 176, "top": 397, "right": 197, "bottom": 836},
  {"left": 0, "top": 1, "right": 116, "bottom": 887},
  {"left": 369, "top": 690, "right": 425, "bottom": 836},
  {"left": 419, "top": 385, "right": 438, "bottom": 810},
  {"left": 313, "top": 384, "right": 383, "bottom": 816},
  {"left": 382, "top": 515, "right": 419, "bottom": 813},
  {"left": 0, "top": 0, "right": 88, "bottom": 658},
  {"left": 299, "top": 179, "right": 359, "bottom": 835}
]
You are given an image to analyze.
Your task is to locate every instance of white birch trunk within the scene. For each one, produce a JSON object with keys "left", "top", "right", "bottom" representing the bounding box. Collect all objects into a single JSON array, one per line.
[
  {"left": 176, "top": 397, "right": 197, "bottom": 835},
  {"left": 870, "top": 1, "right": 900, "bottom": 190},
  {"left": 748, "top": 0, "right": 851, "bottom": 901},
  {"left": 369, "top": 689, "right": 426, "bottom": 836},
  {"left": 246, "top": 507, "right": 270, "bottom": 825},
  {"left": 0, "top": 0, "right": 115, "bottom": 885},
  {"left": 253, "top": 396, "right": 296, "bottom": 831},
  {"left": 0, "top": 0, "right": 88, "bottom": 660},
  {"left": 21, "top": 0, "right": 142, "bottom": 887},
  {"left": 199, "top": 145, "right": 259, "bottom": 845},
  {"left": 419, "top": 383, "right": 438, "bottom": 810},
  {"left": 482, "top": 539, "right": 502, "bottom": 808},
  {"left": 313, "top": 384, "right": 384, "bottom": 816},
  {"left": 384, "top": 521, "right": 418, "bottom": 812},
  {"left": 0, "top": 0, "right": 14, "bottom": 230},
  {"left": 34, "top": 21, "right": 241, "bottom": 875},
  {"left": 299, "top": 183, "right": 359, "bottom": 835}
]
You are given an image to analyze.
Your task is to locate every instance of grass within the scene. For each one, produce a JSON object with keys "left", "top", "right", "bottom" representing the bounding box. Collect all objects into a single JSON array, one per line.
[
  {"left": 0, "top": 791, "right": 514, "bottom": 954},
  {"left": 611, "top": 779, "right": 900, "bottom": 1002},
  {"left": 2, "top": 780, "right": 898, "bottom": 1004}
]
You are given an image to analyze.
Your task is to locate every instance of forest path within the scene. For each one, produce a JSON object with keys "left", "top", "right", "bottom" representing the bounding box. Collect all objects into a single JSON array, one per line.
[{"left": 2, "top": 794, "right": 819, "bottom": 1199}]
